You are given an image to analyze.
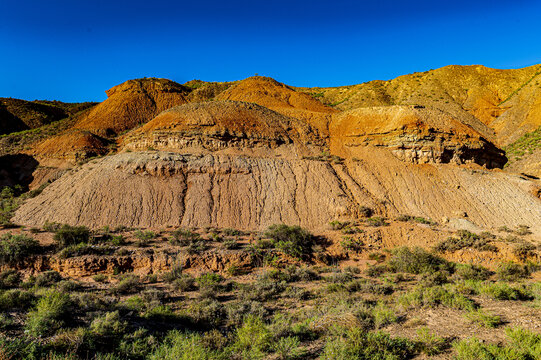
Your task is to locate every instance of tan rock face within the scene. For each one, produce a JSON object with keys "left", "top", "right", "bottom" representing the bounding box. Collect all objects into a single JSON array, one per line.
[
  {"left": 13, "top": 152, "right": 353, "bottom": 230},
  {"left": 330, "top": 106, "right": 507, "bottom": 168}
]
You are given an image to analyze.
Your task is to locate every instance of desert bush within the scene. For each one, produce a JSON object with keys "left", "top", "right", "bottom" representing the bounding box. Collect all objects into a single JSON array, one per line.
[
  {"left": 372, "top": 302, "right": 398, "bottom": 329},
  {"left": 195, "top": 272, "right": 224, "bottom": 291},
  {"left": 88, "top": 311, "right": 128, "bottom": 347},
  {"left": 232, "top": 315, "right": 272, "bottom": 358},
  {"left": 148, "top": 331, "right": 219, "bottom": 360},
  {"left": 389, "top": 247, "right": 453, "bottom": 274},
  {"left": 477, "top": 282, "right": 531, "bottom": 301},
  {"left": 0, "top": 289, "right": 34, "bottom": 310},
  {"left": 35, "top": 270, "right": 63, "bottom": 287},
  {"left": 111, "top": 274, "right": 141, "bottom": 295},
  {"left": 264, "top": 224, "right": 316, "bottom": 259},
  {"left": 365, "top": 217, "right": 388, "bottom": 227},
  {"left": 93, "top": 274, "right": 107, "bottom": 283},
  {"left": 340, "top": 236, "right": 364, "bottom": 252},
  {"left": 0, "top": 269, "right": 20, "bottom": 288},
  {"left": 321, "top": 327, "right": 416, "bottom": 360},
  {"left": 464, "top": 309, "right": 502, "bottom": 328},
  {"left": 329, "top": 220, "right": 350, "bottom": 230},
  {"left": 434, "top": 230, "right": 497, "bottom": 253},
  {"left": 415, "top": 327, "right": 448, "bottom": 356},
  {"left": 496, "top": 262, "right": 531, "bottom": 281},
  {"left": 53, "top": 224, "right": 90, "bottom": 248},
  {"left": 453, "top": 327, "right": 541, "bottom": 360},
  {"left": 222, "top": 228, "right": 243, "bottom": 236},
  {"left": 0, "top": 232, "right": 41, "bottom": 265},
  {"left": 241, "top": 278, "right": 287, "bottom": 301},
  {"left": 512, "top": 242, "right": 537, "bottom": 260},
  {"left": 365, "top": 264, "right": 391, "bottom": 277},
  {"left": 170, "top": 229, "right": 200, "bottom": 246},
  {"left": 454, "top": 264, "right": 492, "bottom": 281},
  {"left": 25, "top": 291, "right": 71, "bottom": 337},
  {"left": 226, "top": 300, "right": 269, "bottom": 327},
  {"left": 272, "top": 336, "right": 304, "bottom": 360},
  {"left": 56, "top": 279, "right": 80, "bottom": 293},
  {"left": 398, "top": 285, "right": 476, "bottom": 310},
  {"left": 184, "top": 299, "right": 225, "bottom": 328},
  {"left": 134, "top": 230, "right": 157, "bottom": 247},
  {"left": 418, "top": 270, "right": 450, "bottom": 287},
  {"left": 172, "top": 274, "right": 196, "bottom": 291},
  {"left": 222, "top": 238, "right": 239, "bottom": 250},
  {"left": 57, "top": 243, "right": 115, "bottom": 258}
]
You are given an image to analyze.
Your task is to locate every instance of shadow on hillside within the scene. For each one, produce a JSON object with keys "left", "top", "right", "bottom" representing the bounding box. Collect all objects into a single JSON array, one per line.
[{"left": 0, "top": 154, "right": 39, "bottom": 190}]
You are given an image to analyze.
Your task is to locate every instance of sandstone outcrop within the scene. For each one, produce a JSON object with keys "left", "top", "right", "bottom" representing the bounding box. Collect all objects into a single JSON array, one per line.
[
  {"left": 330, "top": 106, "right": 507, "bottom": 168},
  {"left": 121, "top": 100, "right": 323, "bottom": 155}
]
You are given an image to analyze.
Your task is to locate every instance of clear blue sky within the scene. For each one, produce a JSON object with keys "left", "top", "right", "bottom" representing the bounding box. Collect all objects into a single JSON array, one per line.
[{"left": 1, "top": 0, "right": 540, "bottom": 102}]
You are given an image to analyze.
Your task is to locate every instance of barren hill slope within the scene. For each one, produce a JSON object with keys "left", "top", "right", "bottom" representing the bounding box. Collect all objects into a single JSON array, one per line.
[
  {"left": 300, "top": 64, "right": 541, "bottom": 145},
  {"left": 73, "top": 78, "right": 190, "bottom": 137},
  {"left": 217, "top": 76, "right": 337, "bottom": 136}
]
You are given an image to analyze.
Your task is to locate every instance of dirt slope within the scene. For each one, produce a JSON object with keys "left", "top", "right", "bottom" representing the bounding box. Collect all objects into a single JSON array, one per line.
[
  {"left": 13, "top": 147, "right": 541, "bottom": 235},
  {"left": 29, "top": 130, "right": 111, "bottom": 161}
]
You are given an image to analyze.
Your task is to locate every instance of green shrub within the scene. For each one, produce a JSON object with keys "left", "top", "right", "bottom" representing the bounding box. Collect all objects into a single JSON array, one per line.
[
  {"left": 25, "top": 291, "right": 71, "bottom": 337},
  {"left": 35, "top": 270, "right": 63, "bottom": 287},
  {"left": 222, "top": 238, "right": 239, "bottom": 250},
  {"left": 264, "top": 224, "right": 316, "bottom": 259},
  {"left": 478, "top": 282, "right": 531, "bottom": 301},
  {"left": 57, "top": 243, "right": 115, "bottom": 258},
  {"left": 464, "top": 309, "right": 502, "bottom": 328},
  {"left": 196, "top": 272, "right": 224, "bottom": 289},
  {"left": 172, "top": 274, "right": 196, "bottom": 291},
  {"left": 226, "top": 300, "right": 268, "bottom": 327},
  {"left": 0, "top": 289, "right": 34, "bottom": 310},
  {"left": 453, "top": 328, "right": 541, "bottom": 360},
  {"left": 0, "top": 269, "right": 21, "bottom": 288},
  {"left": 415, "top": 327, "right": 448, "bottom": 356},
  {"left": 88, "top": 311, "right": 128, "bottom": 346},
  {"left": 321, "top": 328, "right": 416, "bottom": 360},
  {"left": 170, "top": 229, "right": 200, "bottom": 246},
  {"left": 365, "top": 217, "right": 388, "bottom": 227},
  {"left": 434, "top": 230, "right": 497, "bottom": 253},
  {"left": 340, "top": 236, "right": 364, "bottom": 252},
  {"left": 398, "top": 286, "right": 476, "bottom": 310},
  {"left": 184, "top": 299, "right": 225, "bottom": 328},
  {"left": 53, "top": 224, "right": 90, "bottom": 248},
  {"left": 112, "top": 274, "right": 141, "bottom": 295},
  {"left": 372, "top": 302, "right": 398, "bottom": 329},
  {"left": 134, "top": 230, "right": 157, "bottom": 247},
  {"left": 455, "top": 264, "right": 492, "bottom": 281},
  {"left": 93, "top": 274, "right": 107, "bottom": 283},
  {"left": 389, "top": 247, "right": 453, "bottom": 274},
  {"left": 232, "top": 315, "right": 272, "bottom": 358},
  {"left": 149, "top": 331, "right": 220, "bottom": 360},
  {"left": 272, "top": 336, "right": 304, "bottom": 360},
  {"left": 0, "top": 232, "right": 41, "bottom": 265},
  {"left": 496, "top": 262, "right": 531, "bottom": 281}
]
